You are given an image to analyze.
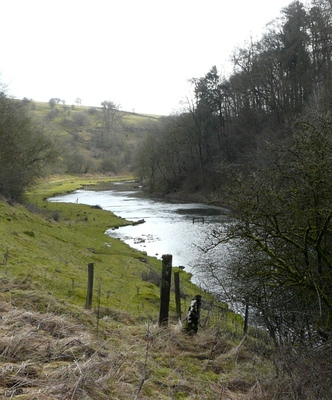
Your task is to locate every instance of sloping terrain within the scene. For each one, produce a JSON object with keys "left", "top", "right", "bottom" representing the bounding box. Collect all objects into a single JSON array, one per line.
[
  {"left": 27, "top": 100, "right": 161, "bottom": 175},
  {"left": 0, "top": 177, "right": 275, "bottom": 399}
]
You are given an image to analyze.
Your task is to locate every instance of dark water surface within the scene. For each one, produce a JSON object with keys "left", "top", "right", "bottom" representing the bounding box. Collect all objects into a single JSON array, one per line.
[{"left": 48, "top": 182, "right": 232, "bottom": 272}]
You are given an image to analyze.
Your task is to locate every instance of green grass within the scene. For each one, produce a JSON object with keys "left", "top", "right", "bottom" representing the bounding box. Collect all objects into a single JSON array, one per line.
[
  {"left": 31, "top": 101, "right": 160, "bottom": 140},
  {"left": 1, "top": 175, "right": 200, "bottom": 322},
  {"left": 0, "top": 175, "right": 275, "bottom": 399}
]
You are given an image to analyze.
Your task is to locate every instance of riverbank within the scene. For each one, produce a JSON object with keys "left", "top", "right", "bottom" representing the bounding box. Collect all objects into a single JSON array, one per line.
[
  {"left": 0, "top": 174, "right": 276, "bottom": 399},
  {"left": 92, "top": 178, "right": 232, "bottom": 209},
  {"left": 47, "top": 179, "right": 233, "bottom": 271}
]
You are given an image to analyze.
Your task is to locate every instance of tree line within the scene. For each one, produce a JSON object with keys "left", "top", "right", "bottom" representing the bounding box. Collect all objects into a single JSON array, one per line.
[
  {"left": 136, "top": 0, "right": 332, "bottom": 194},
  {"left": 136, "top": 0, "right": 332, "bottom": 350}
]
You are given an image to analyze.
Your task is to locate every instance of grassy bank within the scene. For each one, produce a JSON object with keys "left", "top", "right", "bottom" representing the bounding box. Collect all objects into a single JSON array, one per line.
[
  {"left": 13, "top": 175, "right": 198, "bottom": 319},
  {"left": 0, "top": 175, "right": 275, "bottom": 399}
]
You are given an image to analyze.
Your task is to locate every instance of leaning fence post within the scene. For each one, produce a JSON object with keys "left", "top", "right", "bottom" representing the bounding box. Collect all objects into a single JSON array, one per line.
[
  {"left": 159, "top": 254, "right": 173, "bottom": 326},
  {"left": 174, "top": 271, "right": 182, "bottom": 321},
  {"left": 85, "top": 262, "right": 94, "bottom": 309}
]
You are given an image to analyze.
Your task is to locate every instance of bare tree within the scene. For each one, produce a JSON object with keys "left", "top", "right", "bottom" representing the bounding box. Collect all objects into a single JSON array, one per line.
[{"left": 98, "top": 101, "right": 123, "bottom": 148}]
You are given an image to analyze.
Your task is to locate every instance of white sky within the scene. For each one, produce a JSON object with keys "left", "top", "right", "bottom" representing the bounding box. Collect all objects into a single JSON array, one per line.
[{"left": 1, "top": 0, "right": 294, "bottom": 115}]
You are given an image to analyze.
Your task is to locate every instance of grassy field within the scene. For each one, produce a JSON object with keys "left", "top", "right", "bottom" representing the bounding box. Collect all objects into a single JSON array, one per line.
[{"left": 0, "top": 175, "right": 276, "bottom": 399}]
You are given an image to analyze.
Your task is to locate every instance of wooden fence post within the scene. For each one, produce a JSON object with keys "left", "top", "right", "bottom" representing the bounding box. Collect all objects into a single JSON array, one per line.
[
  {"left": 85, "top": 262, "right": 94, "bottom": 309},
  {"left": 174, "top": 271, "right": 182, "bottom": 321},
  {"left": 159, "top": 254, "right": 172, "bottom": 326},
  {"left": 243, "top": 304, "right": 249, "bottom": 334}
]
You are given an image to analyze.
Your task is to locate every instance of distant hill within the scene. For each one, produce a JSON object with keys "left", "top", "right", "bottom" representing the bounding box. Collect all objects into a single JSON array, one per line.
[{"left": 26, "top": 99, "right": 162, "bottom": 175}]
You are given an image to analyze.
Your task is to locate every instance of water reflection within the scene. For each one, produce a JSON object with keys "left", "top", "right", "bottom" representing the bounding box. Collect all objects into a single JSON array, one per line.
[{"left": 48, "top": 185, "right": 232, "bottom": 271}]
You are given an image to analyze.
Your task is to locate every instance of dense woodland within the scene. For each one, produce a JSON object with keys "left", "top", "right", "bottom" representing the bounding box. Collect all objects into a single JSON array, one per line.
[
  {"left": 1, "top": 0, "right": 332, "bottom": 397},
  {"left": 136, "top": 0, "right": 332, "bottom": 194}
]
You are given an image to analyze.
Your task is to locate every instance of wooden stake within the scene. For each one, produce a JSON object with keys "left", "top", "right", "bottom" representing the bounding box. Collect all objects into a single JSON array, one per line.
[
  {"left": 159, "top": 254, "right": 172, "bottom": 326},
  {"left": 174, "top": 271, "right": 182, "bottom": 320},
  {"left": 85, "top": 262, "right": 94, "bottom": 309},
  {"left": 243, "top": 304, "right": 249, "bottom": 334}
]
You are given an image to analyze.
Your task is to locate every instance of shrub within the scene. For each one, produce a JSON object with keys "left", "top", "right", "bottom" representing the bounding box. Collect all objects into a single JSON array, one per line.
[{"left": 141, "top": 268, "right": 161, "bottom": 286}]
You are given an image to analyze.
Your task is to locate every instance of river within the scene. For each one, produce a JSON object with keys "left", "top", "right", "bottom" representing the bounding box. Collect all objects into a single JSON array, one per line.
[{"left": 48, "top": 182, "right": 232, "bottom": 273}]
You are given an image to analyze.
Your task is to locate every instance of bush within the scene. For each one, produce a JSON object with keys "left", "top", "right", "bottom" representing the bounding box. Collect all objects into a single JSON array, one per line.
[
  {"left": 52, "top": 211, "right": 61, "bottom": 221},
  {"left": 252, "top": 343, "right": 332, "bottom": 400},
  {"left": 72, "top": 111, "right": 89, "bottom": 126},
  {"left": 141, "top": 268, "right": 161, "bottom": 286}
]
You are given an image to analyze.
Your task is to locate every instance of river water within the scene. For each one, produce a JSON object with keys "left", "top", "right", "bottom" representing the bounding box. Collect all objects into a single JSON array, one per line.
[{"left": 48, "top": 182, "right": 232, "bottom": 273}]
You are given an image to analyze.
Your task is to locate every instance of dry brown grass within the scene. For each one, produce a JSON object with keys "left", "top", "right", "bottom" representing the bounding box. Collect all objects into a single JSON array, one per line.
[
  {"left": 0, "top": 278, "right": 276, "bottom": 399},
  {"left": 2, "top": 277, "right": 331, "bottom": 400},
  {"left": 0, "top": 301, "right": 272, "bottom": 399},
  {"left": 0, "top": 300, "right": 140, "bottom": 399}
]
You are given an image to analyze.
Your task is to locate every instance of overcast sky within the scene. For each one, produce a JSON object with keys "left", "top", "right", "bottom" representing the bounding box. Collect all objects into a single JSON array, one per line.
[{"left": 1, "top": 0, "right": 295, "bottom": 115}]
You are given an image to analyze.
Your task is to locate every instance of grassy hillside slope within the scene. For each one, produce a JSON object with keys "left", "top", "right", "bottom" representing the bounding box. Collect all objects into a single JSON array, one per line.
[
  {"left": 26, "top": 100, "right": 160, "bottom": 175},
  {"left": 0, "top": 176, "right": 275, "bottom": 399}
]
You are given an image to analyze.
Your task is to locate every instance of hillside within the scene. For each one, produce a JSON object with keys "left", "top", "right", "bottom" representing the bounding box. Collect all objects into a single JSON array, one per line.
[
  {"left": 25, "top": 100, "right": 161, "bottom": 176},
  {"left": 0, "top": 176, "right": 277, "bottom": 399}
]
